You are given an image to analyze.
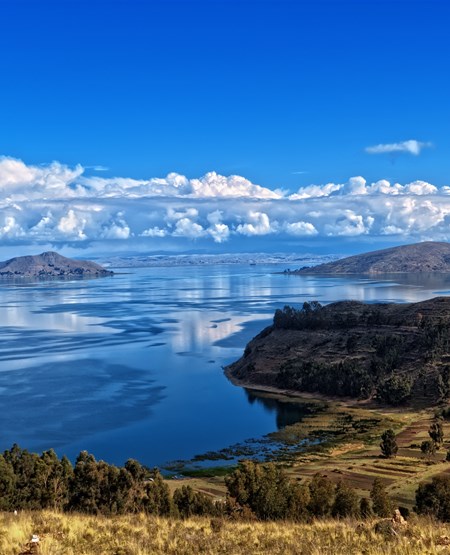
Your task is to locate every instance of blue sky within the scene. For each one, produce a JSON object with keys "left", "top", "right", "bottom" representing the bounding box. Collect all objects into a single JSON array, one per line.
[{"left": 0, "top": 0, "right": 449, "bottom": 256}]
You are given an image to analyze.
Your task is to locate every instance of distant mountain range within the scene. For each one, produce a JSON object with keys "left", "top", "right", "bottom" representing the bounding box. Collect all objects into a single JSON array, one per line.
[
  {"left": 95, "top": 252, "right": 338, "bottom": 268},
  {"left": 0, "top": 251, "right": 113, "bottom": 278},
  {"left": 292, "top": 241, "right": 450, "bottom": 274}
]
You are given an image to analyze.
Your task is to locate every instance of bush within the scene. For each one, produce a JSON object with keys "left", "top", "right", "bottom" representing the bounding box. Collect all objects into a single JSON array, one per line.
[
  {"left": 416, "top": 475, "right": 450, "bottom": 521},
  {"left": 377, "top": 375, "right": 412, "bottom": 405},
  {"left": 420, "top": 440, "right": 436, "bottom": 459},
  {"left": 173, "top": 485, "right": 219, "bottom": 518},
  {"left": 273, "top": 302, "right": 323, "bottom": 330}
]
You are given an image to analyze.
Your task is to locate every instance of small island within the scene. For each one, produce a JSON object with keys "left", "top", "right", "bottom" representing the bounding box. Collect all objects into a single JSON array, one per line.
[
  {"left": 290, "top": 241, "right": 450, "bottom": 274},
  {"left": 0, "top": 251, "right": 113, "bottom": 278}
]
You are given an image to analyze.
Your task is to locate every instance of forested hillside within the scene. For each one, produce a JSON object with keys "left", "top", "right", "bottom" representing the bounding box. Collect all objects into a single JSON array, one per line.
[{"left": 226, "top": 297, "right": 450, "bottom": 405}]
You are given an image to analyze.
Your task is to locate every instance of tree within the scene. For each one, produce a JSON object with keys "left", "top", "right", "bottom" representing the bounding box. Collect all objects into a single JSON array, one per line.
[
  {"left": 421, "top": 440, "right": 437, "bottom": 459},
  {"left": 416, "top": 476, "right": 450, "bottom": 521},
  {"left": 36, "top": 449, "right": 72, "bottom": 510},
  {"left": 377, "top": 375, "right": 412, "bottom": 405},
  {"left": 331, "top": 481, "right": 359, "bottom": 518},
  {"left": 359, "top": 497, "right": 373, "bottom": 519},
  {"left": 308, "top": 473, "right": 334, "bottom": 517},
  {"left": 95, "top": 461, "right": 121, "bottom": 515},
  {"left": 68, "top": 451, "right": 101, "bottom": 514},
  {"left": 173, "top": 485, "right": 218, "bottom": 518},
  {"left": 370, "top": 478, "right": 392, "bottom": 517},
  {"left": 144, "top": 469, "right": 175, "bottom": 516},
  {"left": 380, "top": 429, "right": 398, "bottom": 458},
  {"left": 225, "top": 460, "right": 299, "bottom": 520},
  {"left": 286, "top": 482, "right": 311, "bottom": 522},
  {"left": 429, "top": 419, "right": 444, "bottom": 449},
  {"left": 0, "top": 455, "right": 15, "bottom": 511},
  {"left": 3, "top": 445, "right": 41, "bottom": 509}
]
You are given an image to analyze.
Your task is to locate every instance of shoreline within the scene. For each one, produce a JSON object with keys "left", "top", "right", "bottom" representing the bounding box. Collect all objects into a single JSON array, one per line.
[
  {"left": 223, "top": 365, "right": 367, "bottom": 406},
  {"left": 223, "top": 365, "right": 428, "bottom": 414}
]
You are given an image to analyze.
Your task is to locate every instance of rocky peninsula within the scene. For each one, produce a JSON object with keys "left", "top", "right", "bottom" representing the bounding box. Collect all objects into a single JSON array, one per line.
[{"left": 226, "top": 297, "right": 450, "bottom": 407}]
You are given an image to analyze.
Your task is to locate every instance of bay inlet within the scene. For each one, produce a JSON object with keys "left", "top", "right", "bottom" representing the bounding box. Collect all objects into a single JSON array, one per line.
[{"left": 0, "top": 264, "right": 448, "bottom": 467}]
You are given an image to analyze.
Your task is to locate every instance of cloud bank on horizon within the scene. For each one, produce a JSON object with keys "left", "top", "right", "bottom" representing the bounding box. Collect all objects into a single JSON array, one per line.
[{"left": 1, "top": 155, "right": 449, "bottom": 254}]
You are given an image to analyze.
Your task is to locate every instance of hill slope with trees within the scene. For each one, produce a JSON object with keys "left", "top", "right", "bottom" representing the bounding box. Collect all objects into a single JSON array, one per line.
[{"left": 226, "top": 297, "right": 450, "bottom": 406}]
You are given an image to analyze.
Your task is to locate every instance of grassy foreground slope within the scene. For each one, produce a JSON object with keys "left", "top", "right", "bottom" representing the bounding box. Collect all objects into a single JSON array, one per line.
[{"left": 4, "top": 510, "right": 450, "bottom": 555}]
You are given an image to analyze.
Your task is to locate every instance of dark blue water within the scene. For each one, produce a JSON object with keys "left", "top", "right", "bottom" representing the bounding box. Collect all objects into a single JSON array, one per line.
[{"left": 0, "top": 265, "right": 449, "bottom": 467}]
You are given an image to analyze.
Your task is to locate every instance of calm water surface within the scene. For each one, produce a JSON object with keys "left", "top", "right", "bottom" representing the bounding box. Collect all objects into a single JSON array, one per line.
[{"left": 1, "top": 264, "right": 450, "bottom": 467}]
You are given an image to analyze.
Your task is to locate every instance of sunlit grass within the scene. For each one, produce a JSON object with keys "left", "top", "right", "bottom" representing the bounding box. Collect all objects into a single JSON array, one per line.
[{"left": 3, "top": 511, "right": 450, "bottom": 555}]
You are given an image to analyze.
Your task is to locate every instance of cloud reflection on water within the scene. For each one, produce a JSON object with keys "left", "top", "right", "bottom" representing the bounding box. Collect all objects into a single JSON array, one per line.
[{"left": 0, "top": 265, "right": 450, "bottom": 465}]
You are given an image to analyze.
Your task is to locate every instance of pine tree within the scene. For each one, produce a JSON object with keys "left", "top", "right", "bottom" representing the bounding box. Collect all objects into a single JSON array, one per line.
[
  {"left": 370, "top": 478, "right": 392, "bottom": 517},
  {"left": 421, "top": 439, "right": 437, "bottom": 459},
  {"left": 429, "top": 419, "right": 444, "bottom": 449},
  {"left": 380, "top": 429, "right": 398, "bottom": 458}
]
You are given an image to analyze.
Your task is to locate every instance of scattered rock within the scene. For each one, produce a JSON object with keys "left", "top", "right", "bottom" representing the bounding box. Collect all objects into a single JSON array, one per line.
[
  {"left": 374, "top": 509, "right": 408, "bottom": 538},
  {"left": 392, "top": 509, "right": 407, "bottom": 526}
]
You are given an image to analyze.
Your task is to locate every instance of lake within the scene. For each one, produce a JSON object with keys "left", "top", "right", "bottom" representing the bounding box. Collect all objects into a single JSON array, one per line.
[{"left": 1, "top": 264, "right": 450, "bottom": 468}]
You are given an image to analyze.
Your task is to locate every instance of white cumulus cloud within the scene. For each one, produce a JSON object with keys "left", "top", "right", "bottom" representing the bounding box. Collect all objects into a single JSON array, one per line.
[
  {"left": 57, "top": 210, "right": 87, "bottom": 240},
  {"left": 172, "top": 218, "right": 205, "bottom": 239},
  {"left": 2, "top": 155, "right": 450, "bottom": 251},
  {"left": 0, "top": 216, "right": 25, "bottom": 238},
  {"left": 290, "top": 176, "right": 439, "bottom": 199},
  {"left": 206, "top": 211, "right": 230, "bottom": 243},
  {"left": 284, "top": 221, "right": 318, "bottom": 236},
  {"left": 100, "top": 213, "right": 131, "bottom": 240},
  {"left": 236, "top": 211, "right": 275, "bottom": 236},
  {"left": 365, "top": 139, "right": 432, "bottom": 156},
  {"left": 325, "top": 211, "right": 374, "bottom": 237},
  {"left": 140, "top": 227, "right": 167, "bottom": 238}
]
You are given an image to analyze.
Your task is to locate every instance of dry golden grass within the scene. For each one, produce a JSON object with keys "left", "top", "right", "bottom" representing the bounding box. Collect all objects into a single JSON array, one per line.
[{"left": 3, "top": 511, "right": 450, "bottom": 555}]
